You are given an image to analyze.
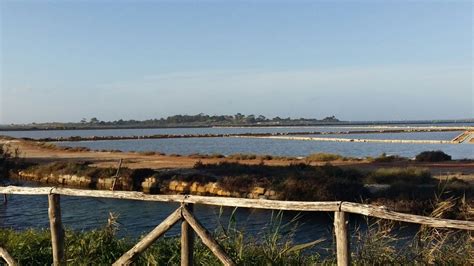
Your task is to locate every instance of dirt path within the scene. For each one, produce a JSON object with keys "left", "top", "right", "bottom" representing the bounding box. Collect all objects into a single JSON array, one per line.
[{"left": 2, "top": 137, "right": 474, "bottom": 182}]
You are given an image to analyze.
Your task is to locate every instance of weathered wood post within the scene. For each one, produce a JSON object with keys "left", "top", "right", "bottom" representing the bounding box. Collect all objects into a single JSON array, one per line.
[
  {"left": 0, "top": 247, "right": 17, "bottom": 266},
  {"left": 181, "top": 204, "right": 194, "bottom": 266},
  {"left": 113, "top": 207, "right": 183, "bottom": 265},
  {"left": 181, "top": 207, "right": 236, "bottom": 266},
  {"left": 334, "top": 211, "right": 350, "bottom": 266},
  {"left": 48, "top": 194, "right": 65, "bottom": 266},
  {"left": 110, "top": 158, "right": 123, "bottom": 191}
]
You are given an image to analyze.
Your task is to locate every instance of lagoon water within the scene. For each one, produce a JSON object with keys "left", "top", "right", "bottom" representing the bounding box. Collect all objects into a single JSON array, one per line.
[
  {"left": 55, "top": 134, "right": 473, "bottom": 159},
  {"left": 300, "top": 131, "right": 462, "bottom": 140},
  {"left": 2, "top": 126, "right": 472, "bottom": 159}
]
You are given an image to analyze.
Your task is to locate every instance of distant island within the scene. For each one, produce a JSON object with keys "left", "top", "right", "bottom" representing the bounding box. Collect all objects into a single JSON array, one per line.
[{"left": 0, "top": 114, "right": 473, "bottom": 131}]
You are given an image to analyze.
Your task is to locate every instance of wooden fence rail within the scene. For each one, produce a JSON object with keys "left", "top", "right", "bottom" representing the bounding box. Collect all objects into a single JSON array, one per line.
[{"left": 1, "top": 185, "right": 473, "bottom": 266}]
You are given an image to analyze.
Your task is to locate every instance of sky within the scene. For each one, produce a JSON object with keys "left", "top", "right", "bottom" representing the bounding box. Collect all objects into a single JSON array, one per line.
[{"left": 0, "top": 0, "right": 472, "bottom": 124}]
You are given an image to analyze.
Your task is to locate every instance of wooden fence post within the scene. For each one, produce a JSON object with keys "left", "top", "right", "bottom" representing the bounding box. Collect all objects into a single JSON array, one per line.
[
  {"left": 110, "top": 158, "right": 123, "bottom": 191},
  {"left": 0, "top": 247, "right": 17, "bottom": 266},
  {"left": 48, "top": 194, "right": 65, "bottom": 266},
  {"left": 334, "top": 211, "right": 350, "bottom": 266},
  {"left": 113, "top": 207, "right": 183, "bottom": 265},
  {"left": 181, "top": 207, "right": 236, "bottom": 266},
  {"left": 181, "top": 204, "right": 194, "bottom": 266}
]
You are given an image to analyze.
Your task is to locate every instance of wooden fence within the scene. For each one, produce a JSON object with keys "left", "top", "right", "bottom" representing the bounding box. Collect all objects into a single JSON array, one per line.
[{"left": 0, "top": 186, "right": 473, "bottom": 265}]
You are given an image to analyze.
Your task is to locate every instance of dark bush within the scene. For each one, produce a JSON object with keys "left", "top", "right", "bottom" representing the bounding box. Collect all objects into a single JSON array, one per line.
[
  {"left": 277, "top": 173, "right": 367, "bottom": 201},
  {"left": 0, "top": 144, "right": 21, "bottom": 179},
  {"left": 372, "top": 153, "right": 407, "bottom": 163},
  {"left": 374, "top": 183, "right": 437, "bottom": 200},
  {"left": 415, "top": 151, "right": 451, "bottom": 162},
  {"left": 365, "top": 167, "right": 433, "bottom": 185},
  {"left": 274, "top": 164, "right": 366, "bottom": 201},
  {"left": 218, "top": 175, "right": 257, "bottom": 192}
]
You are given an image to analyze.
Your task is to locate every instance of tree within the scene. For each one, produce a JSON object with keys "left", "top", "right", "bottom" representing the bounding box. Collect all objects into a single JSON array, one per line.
[
  {"left": 256, "top": 115, "right": 267, "bottom": 122},
  {"left": 246, "top": 115, "right": 256, "bottom": 123},
  {"left": 234, "top": 113, "right": 245, "bottom": 121}
]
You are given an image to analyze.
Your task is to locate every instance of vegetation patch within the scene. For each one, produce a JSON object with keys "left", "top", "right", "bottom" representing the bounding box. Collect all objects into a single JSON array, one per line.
[
  {"left": 227, "top": 153, "right": 258, "bottom": 160},
  {"left": 415, "top": 150, "right": 452, "bottom": 162},
  {"left": 370, "top": 153, "right": 408, "bottom": 163},
  {"left": 189, "top": 153, "right": 225, "bottom": 159},
  {"left": 0, "top": 144, "right": 23, "bottom": 180},
  {"left": 365, "top": 167, "right": 432, "bottom": 185},
  {"left": 26, "top": 161, "right": 120, "bottom": 180},
  {"left": 305, "top": 153, "right": 345, "bottom": 162}
]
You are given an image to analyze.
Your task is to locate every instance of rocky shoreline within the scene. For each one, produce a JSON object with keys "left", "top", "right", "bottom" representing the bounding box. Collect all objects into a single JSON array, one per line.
[{"left": 16, "top": 171, "right": 281, "bottom": 200}]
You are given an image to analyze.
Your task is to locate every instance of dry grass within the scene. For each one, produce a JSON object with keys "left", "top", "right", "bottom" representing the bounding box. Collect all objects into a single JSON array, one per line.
[{"left": 353, "top": 196, "right": 473, "bottom": 264}]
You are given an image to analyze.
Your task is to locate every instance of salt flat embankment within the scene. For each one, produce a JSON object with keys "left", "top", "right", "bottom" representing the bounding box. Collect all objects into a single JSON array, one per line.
[
  {"left": 235, "top": 135, "right": 455, "bottom": 144},
  {"left": 18, "top": 127, "right": 472, "bottom": 143}
]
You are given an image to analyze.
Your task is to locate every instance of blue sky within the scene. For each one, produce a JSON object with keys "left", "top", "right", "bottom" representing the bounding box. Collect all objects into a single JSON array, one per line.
[{"left": 0, "top": 0, "right": 472, "bottom": 124}]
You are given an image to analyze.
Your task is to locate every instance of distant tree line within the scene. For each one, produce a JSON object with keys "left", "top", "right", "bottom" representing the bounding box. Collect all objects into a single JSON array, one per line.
[
  {"left": 10, "top": 114, "right": 340, "bottom": 130},
  {"left": 79, "top": 113, "right": 340, "bottom": 127}
]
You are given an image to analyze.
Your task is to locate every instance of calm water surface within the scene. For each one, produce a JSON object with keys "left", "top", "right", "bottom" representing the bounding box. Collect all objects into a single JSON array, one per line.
[
  {"left": 301, "top": 131, "right": 462, "bottom": 140},
  {"left": 3, "top": 126, "right": 471, "bottom": 159},
  {"left": 57, "top": 136, "right": 473, "bottom": 159}
]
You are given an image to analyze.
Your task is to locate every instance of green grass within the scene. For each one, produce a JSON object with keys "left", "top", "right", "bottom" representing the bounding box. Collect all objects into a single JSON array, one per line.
[
  {"left": 305, "top": 153, "right": 345, "bottom": 162},
  {"left": 364, "top": 167, "right": 432, "bottom": 185}
]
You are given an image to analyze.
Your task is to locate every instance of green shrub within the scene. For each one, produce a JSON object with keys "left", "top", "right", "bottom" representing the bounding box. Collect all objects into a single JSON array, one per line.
[
  {"left": 415, "top": 151, "right": 451, "bottom": 162},
  {"left": 26, "top": 161, "right": 118, "bottom": 180},
  {"left": 305, "top": 153, "right": 343, "bottom": 162},
  {"left": 365, "top": 167, "right": 432, "bottom": 185},
  {"left": 0, "top": 144, "right": 21, "bottom": 180},
  {"left": 0, "top": 228, "right": 53, "bottom": 264},
  {"left": 138, "top": 151, "right": 156, "bottom": 156},
  {"left": 372, "top": 153, "right": 407, "bottom": 163},
  {"left": 227, "top": 153, "right": 257, "bottom": 160},
  {"left": 259, "top": 154, "right": 274, "bottom": 160},
  {"left": 189, "top": 153, "right": 225, "bottom": 159},
  {"left": 218, "top": 175, "right": 259, "bottom": 192},
  {"left": 275, "top": 164, "right": 366, "bottom": 201}
]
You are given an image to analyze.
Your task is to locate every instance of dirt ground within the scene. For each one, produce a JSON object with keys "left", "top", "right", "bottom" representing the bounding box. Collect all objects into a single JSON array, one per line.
[{"left": 2, "top": 137, "right": 474, "bottom": 183}]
